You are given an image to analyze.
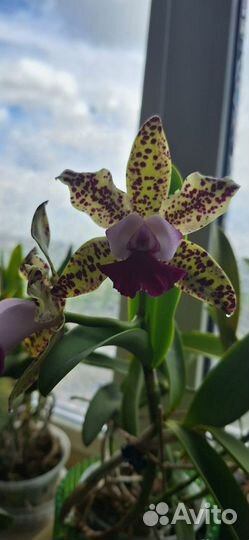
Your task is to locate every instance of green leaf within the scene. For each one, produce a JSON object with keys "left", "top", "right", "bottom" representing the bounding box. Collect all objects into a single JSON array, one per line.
[
  {"left": 0, "top": 378, "right": 15, "bottom": 430},
  {"left": 83, "top": 383, "right": 122, "bottom": 446},
  {"left": 165, "top": 327, "right": 186, "bottom": 413},
  {"left": 39, "top": 325, "right": 151, "bottom": 396},
  {"left": 121, "top": 357, "right": 143, "bottom": 435},
  {"left": 182, "top": 331, "right": 223, "bottom": 358},
  {"left": 185, "top": 333, "right": 249, "bottom": 428},
  {"left": 146, "top": 288, "right": 181, "bottom": 367},
  {"left": 175, "top": 519, "right": 195, "bottom": 540},
  {"left": 212, "top": 228, "right": 240, "bottom": 348},
  {"left": 209, "top": 427, "right": 249, "bottom": 476},
  {"left": 5, "top": 244, "right": 24, "bottom": 297},
  {"left": 82, "top": 352, "right": 128, "bottom": 374},
  {"left": 168, "top": 422, "right": 249, "bottom": 540},
  {"left": 0, "top": 508, "right": 13, "bottom": 532},
  {"left": 53, "top": 459, "right": 94, "bottom": 539},
  {"left": 170, "top": 164, "right": 183, "bottom": 193},
  {"left": 31, "top": 201, "right": 55, "bottom": 275},
  {"left": 128, "top": 292, "right": 140, "bottom": 321},
  {"left": 57, "top": 245, "right": 73, "bottom": 276}
]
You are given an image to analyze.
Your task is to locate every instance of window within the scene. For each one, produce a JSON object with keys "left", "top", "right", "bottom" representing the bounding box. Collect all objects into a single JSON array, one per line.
[
  {"left": 226, "top": 4, "right": 249, "bottom": 337},
  {"left": 0, "top": 0, "right": 151, "bottom": 420},
  {"left": 1, "top": 0, "right": 245, "bottom": 422}
]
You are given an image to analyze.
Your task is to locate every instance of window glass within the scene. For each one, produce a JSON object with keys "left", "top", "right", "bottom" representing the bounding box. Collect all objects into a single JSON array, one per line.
[
  {"left": 0, "top": 0, "right": 151, "bottom": 420},
  {"left": 226, "top": 7, "right": 249, "bottom": 337}
]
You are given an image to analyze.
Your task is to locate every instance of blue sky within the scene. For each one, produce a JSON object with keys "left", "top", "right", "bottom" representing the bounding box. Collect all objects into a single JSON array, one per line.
[{"left": 0, "top": 0, "right": 150, "bottom": 250}]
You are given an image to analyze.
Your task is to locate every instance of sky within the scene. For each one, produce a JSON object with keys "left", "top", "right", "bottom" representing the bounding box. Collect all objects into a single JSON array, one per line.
[
  {"left": 1, "top": 0, "right": 249, "bottom": 261},
  {"left": 0, "top": 0, "right": 150, "bottom": 252}
]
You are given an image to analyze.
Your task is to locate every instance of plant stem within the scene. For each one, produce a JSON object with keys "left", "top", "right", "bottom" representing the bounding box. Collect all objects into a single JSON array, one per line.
[{"left": 65, "top": 311, "right": 139, "bottom": 331}]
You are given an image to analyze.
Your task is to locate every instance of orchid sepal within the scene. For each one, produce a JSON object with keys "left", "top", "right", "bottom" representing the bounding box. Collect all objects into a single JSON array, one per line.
[
  {"left": 160, "top": 172, "right": 240, "bottom": 235},
  {"left": 170, "top": 240, "right": 237, "bottom": 316}
]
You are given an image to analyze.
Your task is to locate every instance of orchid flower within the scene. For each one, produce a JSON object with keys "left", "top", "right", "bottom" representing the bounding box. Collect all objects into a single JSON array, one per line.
[
  {"left": 0, "top": 297, "right": 56, "bottom": 371},
  {"left": 0, "top": 246, "right": 65, "bottom": 369},
  {"left": 55, "top": 116, "right": 239, "bottom": 315}
]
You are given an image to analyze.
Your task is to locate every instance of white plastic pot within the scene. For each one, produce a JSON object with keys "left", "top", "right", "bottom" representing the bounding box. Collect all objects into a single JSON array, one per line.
[{"left": 0, "top": 425, "right": 71, "bottom": 537}]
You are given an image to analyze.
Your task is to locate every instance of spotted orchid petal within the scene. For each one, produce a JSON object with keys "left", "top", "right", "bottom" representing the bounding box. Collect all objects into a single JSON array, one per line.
[
  {"left": 169, "top": 240, "right": 236, "bottom": 315},
  {"left": 160, "top": 172, "right": 239, "bottom": 235},
  {"left": 20, "top": 248, "right": 50, "bottom": 280},
  {"left": 24, "top": 328, "right": 57, "bottom": 359},
  {"left": 100, "top": 252, "right": 185, "bottom": 298},
  {"left": 0, "top": 299, "right": 53, "bottom": 362},
  {"left": 126, "top": 116, "right": 171, "bottom": 219},
  {"left": 53, "top": 238, "right": 114, "bottom": 298},
  {"left": 56, "top": 168, "right": 131, "bottom": 228}
]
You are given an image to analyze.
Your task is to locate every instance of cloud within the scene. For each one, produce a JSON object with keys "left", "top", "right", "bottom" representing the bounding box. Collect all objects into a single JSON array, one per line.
[{"left": 0, "top": 2, "right": 149, "bottom": 247}]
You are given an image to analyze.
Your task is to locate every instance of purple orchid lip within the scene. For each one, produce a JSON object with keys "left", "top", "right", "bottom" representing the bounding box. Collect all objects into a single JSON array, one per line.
[
  {"left": 100, "top": 251, "right": 186, "bottom": 298},
  {"left": 106, "top": 212, "right": 183, "bottom": 262},
  {"left": 0, "top": 298, "right": 54, "bottom": 363}
]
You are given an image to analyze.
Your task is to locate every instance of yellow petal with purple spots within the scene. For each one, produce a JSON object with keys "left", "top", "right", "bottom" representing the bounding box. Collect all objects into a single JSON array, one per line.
[
  {"left": 24, "top": 327, "right": 56, "bottom": 358},
  {"left": 56, "top": 168, "right": 131, "bottom": 228},
  {"left": 53, "top": 238, "right": 114, "bottom": 298},
  {"left": 20, "top": 248, "right": 50, "bottom": 280},
  {"left": 160, "top": 173, "right": 239, "bottom": 235},
  {"left": 170, "top": 240, "right": 236, "bottom": 315},
  {"left": 126, "top": 116, "right": 172, "bottom": 219}
]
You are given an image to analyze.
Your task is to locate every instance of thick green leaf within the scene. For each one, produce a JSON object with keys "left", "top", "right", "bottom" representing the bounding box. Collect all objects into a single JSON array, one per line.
[
  {"left": 82, "top": 352, "right": 128, "bottom": 374},
  {"left": 39, "top": 325, "right": 151, "bottom": 396},
  {"left": 0, "top": 508, "right": 13, "bottom": 532},
  {"left": 210, "top": 427, "right": 249, "bottom": 475},
  {"left": 121, "top": 357, "right": 143, "bottom": 435},
  {"left": 165, "top": 327, "right": 186, "bottom": 413},
  {"left": 83, "top": 383, "right": 122, "bottom": 446},
  {"left": 146, "top": 288, "right": 181, "bottom": 367},
  {"left": 168, "top": 422, "right": 249, "bottom": 540},
  {"left": 182, "top": 331, "right": 223, "bottom": 358},
  {"left": 185, "top": 333, "right": 249, "bottom": 428},
  {"left": 31, "top": 201, "right": 55, "bottom": 274},
  {"left": 212, "top": 228, "right": 240, "bottom": 348},
  {"left": 53, "top": 459, "right": 94, "bottom": 539}
]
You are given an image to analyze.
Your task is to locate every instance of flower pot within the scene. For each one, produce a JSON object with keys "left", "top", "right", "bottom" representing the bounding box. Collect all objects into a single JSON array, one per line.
[
  {"left": 0, "top": 425, "right": 71, "bottom": 538},
  {"left": 54, "top": 459, "right": 220, "bottom": 540}
]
